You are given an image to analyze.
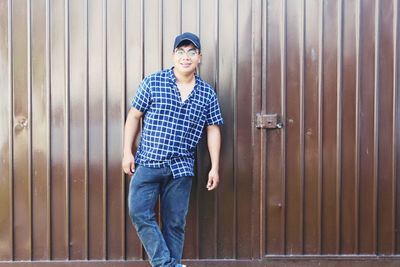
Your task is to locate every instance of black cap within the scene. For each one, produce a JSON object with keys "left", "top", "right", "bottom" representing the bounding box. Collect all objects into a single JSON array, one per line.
[{"left": 173, "top": 32, "right": 201, "bottom": 51}]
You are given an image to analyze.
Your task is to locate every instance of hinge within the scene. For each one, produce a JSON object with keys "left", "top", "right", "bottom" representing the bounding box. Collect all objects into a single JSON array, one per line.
[{"left": 255, "top": 113, "right": 283, "bottom": 129}]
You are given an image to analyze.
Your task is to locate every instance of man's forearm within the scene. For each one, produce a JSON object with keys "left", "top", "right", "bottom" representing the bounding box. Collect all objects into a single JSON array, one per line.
[
  {"left": 207, "top": 125, "right": 221, "bottom": 171},
  {"left": 123, "top": 108, "right": 142, "bottom": 156}
]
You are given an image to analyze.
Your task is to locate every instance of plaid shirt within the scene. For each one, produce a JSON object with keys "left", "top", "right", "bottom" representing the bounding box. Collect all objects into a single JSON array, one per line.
[{"left": 132, "top": 68, "right": 224, "bottom": 178}]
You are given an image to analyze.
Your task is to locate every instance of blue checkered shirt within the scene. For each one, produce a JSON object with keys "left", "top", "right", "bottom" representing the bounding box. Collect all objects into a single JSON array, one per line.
[{"left": 131, "top": 68, "right": 224, "bottom": 178}]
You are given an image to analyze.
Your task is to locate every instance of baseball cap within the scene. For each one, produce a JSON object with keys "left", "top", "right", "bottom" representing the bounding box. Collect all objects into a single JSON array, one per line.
[{"left": 173, "top": 32, "right": 201, "bottom": 51}]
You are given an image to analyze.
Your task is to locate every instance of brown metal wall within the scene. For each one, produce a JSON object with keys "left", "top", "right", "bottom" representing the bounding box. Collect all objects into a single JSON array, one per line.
[
  {"left": 0, "top": 0, "right": 399, "bottom": 265},
  {"left": 259, "top": 0, "right": 400, "bottom": 257}
]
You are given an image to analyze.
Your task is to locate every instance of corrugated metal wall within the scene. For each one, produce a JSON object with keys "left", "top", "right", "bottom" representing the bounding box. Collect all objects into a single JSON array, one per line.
[
  {"left": 0, "top": 0, "right": 399, "bottom": 266},
  {"left": 259, "top": 0, "right": 400, "bottom": 256}
]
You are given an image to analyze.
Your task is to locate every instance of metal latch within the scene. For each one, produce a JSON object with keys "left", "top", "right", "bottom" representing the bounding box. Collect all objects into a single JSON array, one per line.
[{"left": 255, "top": 113, "right": 283, "bottom": 129}]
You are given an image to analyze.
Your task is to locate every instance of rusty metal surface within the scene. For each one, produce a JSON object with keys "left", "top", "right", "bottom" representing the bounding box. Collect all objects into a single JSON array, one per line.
[{"left": 0, "top": 0, "right": 399, "bottom": 265}]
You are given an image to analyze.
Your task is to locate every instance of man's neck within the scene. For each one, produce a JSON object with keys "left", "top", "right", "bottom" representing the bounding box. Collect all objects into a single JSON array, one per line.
[{"left": 174, "top": 69, "right": 195, "bottom": 84}]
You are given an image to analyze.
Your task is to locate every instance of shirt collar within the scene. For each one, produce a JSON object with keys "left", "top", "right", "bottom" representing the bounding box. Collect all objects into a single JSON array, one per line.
[{"left": 169, "top": 67, "right": 200, "bottom": 87}]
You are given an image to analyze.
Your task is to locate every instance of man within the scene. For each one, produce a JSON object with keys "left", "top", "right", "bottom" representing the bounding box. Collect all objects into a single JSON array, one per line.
[{"left": 122, "top": 32, "right": 223, "bottom": 267}]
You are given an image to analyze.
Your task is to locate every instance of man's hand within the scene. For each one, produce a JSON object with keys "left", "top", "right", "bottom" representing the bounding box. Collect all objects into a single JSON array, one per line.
[
  {"left": 122, "top": 108, "right": 143, "bottom": 177},
  {"left": 206, "top": 169, "right": 219, "bottom": 191},
  {"left": 122, "top": 153, "right": 136, "bottom": 176}
]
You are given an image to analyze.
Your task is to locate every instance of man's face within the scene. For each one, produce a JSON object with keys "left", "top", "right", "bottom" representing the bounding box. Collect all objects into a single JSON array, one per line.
[{"left": 172, "top": 43, "right": 201, "bottom": 76}]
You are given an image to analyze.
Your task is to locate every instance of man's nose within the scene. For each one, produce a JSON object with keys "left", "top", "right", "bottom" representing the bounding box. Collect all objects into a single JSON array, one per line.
[{"left": 181, "top": 53, "right": 190, "bottom": 59}]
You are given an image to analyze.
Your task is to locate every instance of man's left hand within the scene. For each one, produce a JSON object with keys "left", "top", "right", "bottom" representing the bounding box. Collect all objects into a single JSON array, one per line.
[{"left": 206, "top": 169, "right": 219, "bottom": 191}]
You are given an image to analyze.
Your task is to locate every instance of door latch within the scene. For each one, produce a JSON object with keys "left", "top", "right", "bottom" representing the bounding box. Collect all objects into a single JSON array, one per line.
[{"left": 255, "top": 113, "right": 283, "bottom": 129}]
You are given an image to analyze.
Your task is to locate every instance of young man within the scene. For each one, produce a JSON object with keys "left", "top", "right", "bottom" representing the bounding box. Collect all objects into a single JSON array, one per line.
[{"left": 122, "top": 32, "right": 223, "bottom": 267}]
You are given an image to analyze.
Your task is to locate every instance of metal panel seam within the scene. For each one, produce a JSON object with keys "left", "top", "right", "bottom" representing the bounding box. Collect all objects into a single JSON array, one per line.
[
  {"left": 280, "top": 0, "right": 287, "bottom": 254},
  {"left": 214, "top": 0, "right": 219, "bottom": 258},
  {"left": 27, "top": 0, "right": 33, "bottom": 259},
  {"left": 392, "top": 0, "right": 399, "bottom": 253},
  {"left": 46, "top": 0, "right": 52, "bottom": 259},
  {"left": 64, "top": 0, "right": 71, "bottom": 259},
  {"left": 84, "top": 0, "right": 89, "bottom": 259},
  {"left": 373, "top": 0, "right": 380, "bottom": 254},
  {"left": 8, "top": 0, "right": 15, "bottom": 260},
  {"left": 299, "top": 0, "right": 305, "bottom": 255},
  {"left": 195, "top": 0, "right": 201, "bottom": 258},
  {"left": 317, "top": 0, "right": 324, "bottom": 255},
  {"left": 336, "top": 0, "right": 344, "bottom": 254},
  {"left": 159, "top": 0, "right": 163, "bottom": 68},
  {"left": 261, "top": 0, "right": 267, "bottom": 256},
  {"left": 233, "top": 0, "right": 238, "bottom": 259},
  {"left": 121, "top": 0, "right": 127, "bottom": 259},
  {"left": 355, "top": 0, "right": 361, "bottom": 254},
  {"left": 102, "top": 0, "right": 108, "bottom": 259}
]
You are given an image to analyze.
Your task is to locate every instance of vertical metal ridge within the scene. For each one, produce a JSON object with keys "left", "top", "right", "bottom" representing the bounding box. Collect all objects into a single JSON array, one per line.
[
  {"left": 195, "top": 0, "right": 201, "bottom": 257},
  {"left": 250, "top": 0, "right": 261, "bottom": 257},
  {"left": 195, "top": 154, "right": 200, "bottom": 258},
  {"left": 141, "top": 0, "right": 144, "bottom": 80},
  {"left": 196, "top": 0, "right": 200, "bottom": 34},
  {"left": 123, "top": 0, "right": 127, "bottom": 111},
  {"left": 102, "top": 0, "right": 108, "bottom": 259},
  {"left": 140, "top": 0, "right": 146, "bottom": 259},
  {"left": 317, "top": 0, "right": 324, "bottom": 254},
  {"left": 299, "top": 0, "right": 305, "bottom": 254},
  {"left": 391, "top": 0, "right": 398, "bottom": 253},
  {"left": 179, "top": 0, "right": 182, "bottom": 33},
  {"left": 64, "top": 0, "right": 70, "bottom": 259},
  {"left": 8, "top": 0, "right": 14, "bottom": 260},
  {"left": 373, "top": 0, "right": 380, "bottom": 254},
  {"left": 354, "top": 0, "right": 361, "bottom": 254},
  {"left": 121, "top": 0, "right": 126, "bottom": 259},
  {"left": 27, "top": 0, "right": 33, "bottom": 260},
  {"left": 84, "top": 0, "right": 89, "bottom": 259},
  {"left": 196, "top": 0, "right": 200, "bottom": 77},
  {"left": 233, "top": 0, "right": 238, "bottom": 258},
  {"left": 215, "top": 0, "right": 220, "bottom": 92},
  {"left": 280, "top": 0, "right": 287, "bottom": 254},
  {"left": 214, "top": 0, "right": 219, "bottom": 258},
  {"left": 46, "top": 0, "right": 52, "bottom": 258},
  {"left": 158, "top": 0, "right": 162, "bottom": 71},
  {"left": 261, "top": 0, "right": 267, "bottom": 114},
  {"left": 139, "top": 0, "right": 144, "bottom": 259},
  {"left": 336, "top": 0, "right": 343, "bottom": 254},
  {"left": 259, "top": 1, "right": 268, "bottom": 258}
]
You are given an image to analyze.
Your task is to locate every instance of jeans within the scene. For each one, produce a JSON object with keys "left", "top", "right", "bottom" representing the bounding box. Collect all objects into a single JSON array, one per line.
[{"left": 128, "top": 165, "right": 192, "bottom": 267}]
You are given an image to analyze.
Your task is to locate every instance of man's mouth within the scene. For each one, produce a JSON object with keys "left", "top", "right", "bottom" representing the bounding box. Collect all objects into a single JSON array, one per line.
[{"left": 180, "top": 63, "right": 192, "bottom": 68}]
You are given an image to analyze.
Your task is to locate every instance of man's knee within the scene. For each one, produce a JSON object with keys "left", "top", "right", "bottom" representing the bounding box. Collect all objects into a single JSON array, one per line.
[{"left": 128, "top": 198, "right": 147, "bottom": 225}]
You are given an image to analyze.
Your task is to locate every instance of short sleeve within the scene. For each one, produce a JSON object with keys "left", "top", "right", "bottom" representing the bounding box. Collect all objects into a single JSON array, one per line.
[
  {"left": 131, "top": 78, "right": 151, "bottom": 112},
  {"left": 205, "top": 92, "right": 224, "bottom": 126}
]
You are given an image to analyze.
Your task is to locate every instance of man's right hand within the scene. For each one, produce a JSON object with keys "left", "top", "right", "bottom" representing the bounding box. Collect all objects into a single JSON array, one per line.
[{"left": 122, "top": 153, "right": 136, "bottom": 176}]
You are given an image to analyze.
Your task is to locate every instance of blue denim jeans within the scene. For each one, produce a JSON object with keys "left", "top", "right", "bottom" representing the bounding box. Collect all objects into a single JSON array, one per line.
[{"left": 128, "top": 165, "right": 192, "bottom": 267}]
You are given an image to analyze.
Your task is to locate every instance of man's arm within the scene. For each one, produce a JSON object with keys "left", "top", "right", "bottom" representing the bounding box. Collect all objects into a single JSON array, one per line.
[
  {"left": 122, "top": 108, "right": 144, "bottom": 176},
  {"left": 206, "top": 124, "right": 221, "bottom": 191}
]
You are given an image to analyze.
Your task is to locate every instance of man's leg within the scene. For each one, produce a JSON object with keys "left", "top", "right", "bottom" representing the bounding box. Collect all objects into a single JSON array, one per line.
[
  {"left": 160, "top": 176, "right": 193, "bottom": 263},
  {"left": 128, "top": 166, "right": 176, "bottom": 267}
]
